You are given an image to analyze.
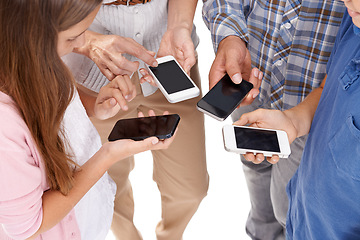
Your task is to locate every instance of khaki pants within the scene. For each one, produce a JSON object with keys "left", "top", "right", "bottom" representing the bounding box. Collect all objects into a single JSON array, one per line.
[{"left": 90, "top": 61, "right": 209, "bottom": 240}]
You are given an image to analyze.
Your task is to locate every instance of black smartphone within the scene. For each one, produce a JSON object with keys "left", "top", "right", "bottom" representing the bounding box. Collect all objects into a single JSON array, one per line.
[
  {"left": 197, "top": 73, "right": 253, "bottom": 121},
  {"left": 108, "top": 114, "right": 180, "bottom": 141}
]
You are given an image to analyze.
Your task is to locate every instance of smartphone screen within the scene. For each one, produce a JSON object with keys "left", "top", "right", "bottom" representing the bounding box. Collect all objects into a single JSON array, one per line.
[
  {"left": 149, "top": 60, "right": 194, "bottom": 94},
  {"left": 197, "top": 74, "right": 253, "bottom": 120},
  {"left": 108, "top": 114, "right": 180, "bottom": 141},
  {"left": 234, "top": 127, "right": 280, "bottom": 153}
]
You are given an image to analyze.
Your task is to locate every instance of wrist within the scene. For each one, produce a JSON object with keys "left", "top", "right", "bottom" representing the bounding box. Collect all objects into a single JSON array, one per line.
[{"left": 73, "top": 30, "right": 97, "bottom": 58}]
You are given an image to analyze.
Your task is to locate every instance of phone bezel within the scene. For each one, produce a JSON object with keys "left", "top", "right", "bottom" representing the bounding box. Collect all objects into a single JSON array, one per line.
[
  {"left": 108, "top": 114, "right": 180, "bottom": 141},
  {"left": 196, "top": 74, "right": 253, "bottom": 121},
  {"left": 147, "top": 55, "right": 200, "bottom": 103},
  {"left": 222, "top": 125, "right": 291, "bottom": 158}
]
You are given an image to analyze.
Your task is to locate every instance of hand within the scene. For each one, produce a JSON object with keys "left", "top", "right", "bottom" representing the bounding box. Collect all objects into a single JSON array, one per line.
[
  {"left": 210, "top": 36, "right": 260, "bottom": 106},
  {"left": 157, "top": 26, "right": 196, "bottom": 74},
  {"left": 94, "top": 75, "right": 136, "bottom": 120},
  {"left": 233, "top": 109, "right": 298, "bottom": 164},
  {"left": 75, "top": 31, "right": 158, "bottom": 80},
  {"left": 238, "top": 68, "right": 262, "bottom": 107},
  {"left": 102, "top": 109, "right": 176, "bottom": 165},
  {"left": 210, "top": 36, "right": 251, "bottom": 87},
  {"left": 138, "top": 68, "right": 157, "bottom": 87}
]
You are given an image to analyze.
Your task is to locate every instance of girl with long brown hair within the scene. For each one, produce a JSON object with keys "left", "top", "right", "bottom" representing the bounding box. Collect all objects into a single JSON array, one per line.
[{"left": 0, "top": 0, "right": 175, "bottom": 239}]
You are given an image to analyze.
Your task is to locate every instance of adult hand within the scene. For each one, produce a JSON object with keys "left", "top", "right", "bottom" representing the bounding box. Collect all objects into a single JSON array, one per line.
[
  {"left": 233, "top": 109, "right": 298, "bottom": 164},
  {"left": 209, "top": 36, "right": 260, "bottom": 106},
  {"left": 75, "top": 31, "right": 158, "bottom": 80},
  {"left": 138, "top": 26, "right": 196, "bottom": 86},
  {"left": 94, "top": 75, "right": 136, "bottom": 120},
  {"left": 157, "top": 26, "right": 196, "bottom": 74}
]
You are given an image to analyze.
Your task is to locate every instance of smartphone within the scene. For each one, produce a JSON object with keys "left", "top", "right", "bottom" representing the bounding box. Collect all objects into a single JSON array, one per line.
[
  {"left": 108, "top": 114, "right": 180, "bottom": 141},
  {"left": 147, "top": 55, "right": 200, "bottom": 103},
  {"left": 222, "top": 125, "right": 291, "bottom": 158},
  {"left": 197, "top": 74, "right": 253, "bottom": 121}
]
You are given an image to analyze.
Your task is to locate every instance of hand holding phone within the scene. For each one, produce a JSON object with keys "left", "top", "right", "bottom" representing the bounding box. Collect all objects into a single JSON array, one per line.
[
  {"left": 197, "top": 73, "right": 253, "bottom": 121},
  {"left": 146, "top": 55, "right": 200, "bottom": 103},
  {"left": 108, "top": 114, "right": 180, "bottom": 141},
  {"left": 222, "top": 125, "right": 291, "bottom": 159}
]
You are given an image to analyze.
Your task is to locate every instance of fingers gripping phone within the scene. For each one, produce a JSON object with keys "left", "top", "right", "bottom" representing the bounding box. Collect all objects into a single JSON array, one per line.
[
  {"left": 147, "top": 55, "right": 200, "bottom": 103},
  {"left": 197, "top": 73, "right": 253, "bottom": 121},
  {"left": 108, "top": 114, "right": 180, "bottom": 141},
  {"left": 222, "top": 125, "right": 291, "bottom": 158}
]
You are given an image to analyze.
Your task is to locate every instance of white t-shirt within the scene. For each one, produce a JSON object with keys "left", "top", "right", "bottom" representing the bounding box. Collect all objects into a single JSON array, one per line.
[{"left": 62, "top": 91, "right": 116, "bottom": 240}]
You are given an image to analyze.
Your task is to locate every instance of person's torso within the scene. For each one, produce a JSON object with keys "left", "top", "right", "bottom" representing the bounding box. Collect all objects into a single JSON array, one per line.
[
  {"left": 245, "top": 0, "right": 345, "bottom": 110},
  {"left": 286, "top": 12, "right": 360, "bottom": 239}
]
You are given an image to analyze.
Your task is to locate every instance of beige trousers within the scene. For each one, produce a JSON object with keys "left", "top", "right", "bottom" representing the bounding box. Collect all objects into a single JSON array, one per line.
[{"left": 90, "top": 61, "right": 209, "bottom": 240}]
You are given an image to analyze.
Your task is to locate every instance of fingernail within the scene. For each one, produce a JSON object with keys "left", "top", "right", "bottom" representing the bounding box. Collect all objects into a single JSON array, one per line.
[
  {"left": 145, "top": 76, "right": 152, "bottom": 83},
  {"left": 152, "top": 138, "right": 159, "bottom": 145},
  {"left": 110, "top": 98, "right": 116, "bottom": 106},
  {"left": 139, "top": 69, "right": 146, "bottom": 75},
  {"left": 253, "top": 69, "right": 259, "bottom": 78},
  {"left": 253, "top": 92, "right": 259, "bottom": 98},
  {"left": 152, "top": 61, "right": 158, "bottom": 67},
  {"left": 259, "top": 71, "right": 263, "bottom": 80},
  {"left": 232, "top": 73, "right": 242, "bottom": 84},
  {"left": 125, "top": 95, "right": 132, "bottom": 101},
  {"left": 123, "top": 105, "right": 128, "bottom": 111}
]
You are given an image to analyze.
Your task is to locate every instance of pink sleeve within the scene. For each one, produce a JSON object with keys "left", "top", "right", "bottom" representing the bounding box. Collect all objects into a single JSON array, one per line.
[{"left": 0, "top": 111, "right": 44, "bottom": 239}]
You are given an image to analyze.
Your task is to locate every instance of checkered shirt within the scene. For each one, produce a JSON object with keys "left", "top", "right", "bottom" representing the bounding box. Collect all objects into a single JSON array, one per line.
[{"left": 203, "top": 0, "right": 345, "bottom": 110}]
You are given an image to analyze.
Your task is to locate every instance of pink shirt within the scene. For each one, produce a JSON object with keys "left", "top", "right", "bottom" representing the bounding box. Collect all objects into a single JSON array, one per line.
[{"left": 0, "top": 91, "right": 81, "bottom": 240}]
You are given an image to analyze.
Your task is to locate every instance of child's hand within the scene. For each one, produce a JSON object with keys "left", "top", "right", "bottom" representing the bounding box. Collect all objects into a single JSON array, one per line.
[{"left": 94, "top": 75, "right": 136, "bottom": 120}]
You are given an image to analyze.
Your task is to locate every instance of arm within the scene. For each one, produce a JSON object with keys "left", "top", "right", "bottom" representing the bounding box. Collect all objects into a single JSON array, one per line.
[
  {"left": 283, "top": 75, "right": 327, "bottom": 139},
  {"left": 28, "top": 135, "right": 174, "bottom": 239},
  {"left": 202, "top": 0, "right": 259, "bottom": 105},
  {"left": 138, "top": 0, "right": 198, "bottom": 85},
  {"left": 234, "top": 76, "right": 327, "bottom": 164},
  {"left": 157, "top": 0, "right": 198, "bottom": 73}
]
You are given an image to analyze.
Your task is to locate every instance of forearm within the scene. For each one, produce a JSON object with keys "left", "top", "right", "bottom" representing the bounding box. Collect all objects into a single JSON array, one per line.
[
  {"left": 28, "top": 147, "right": 111, "bottom": 239},
  {"left": 167, "top": 0, "right": 197, "bottom": 32},
  {"left": 284, "top": 76, "right": 327, "bottom": 138}
]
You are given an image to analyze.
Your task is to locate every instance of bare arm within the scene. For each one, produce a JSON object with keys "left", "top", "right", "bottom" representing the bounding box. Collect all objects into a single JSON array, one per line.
[
  {"left": 234, "top": 75, "right": 327, "bottom": 164},
  {"left": 284, "top": 75, "right": 327, "bottom": 139},
  {"left": 28, "top": 130, "right": 175, "bottom": 239},
  {"left": 157, "top": 0, "right": 198, "bottom": 73}
]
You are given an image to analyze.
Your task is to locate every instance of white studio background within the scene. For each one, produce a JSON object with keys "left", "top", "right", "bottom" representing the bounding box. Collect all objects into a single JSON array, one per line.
[{"left": 106, "top": 2, "right": 251, "bottom": 240}]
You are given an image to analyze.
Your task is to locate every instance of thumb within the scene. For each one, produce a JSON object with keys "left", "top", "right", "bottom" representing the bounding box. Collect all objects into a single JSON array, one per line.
[
  {"left": 133, "top": 137, "right": 159, "bottom": 154},
  {"left": 225, "top": 53, "right": 244, "bottom": 85}
]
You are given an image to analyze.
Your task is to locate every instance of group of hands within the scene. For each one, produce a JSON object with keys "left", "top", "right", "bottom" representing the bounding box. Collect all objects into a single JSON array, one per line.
[{"left": 76, "top": 28, "right": 299, "bottom": 165}]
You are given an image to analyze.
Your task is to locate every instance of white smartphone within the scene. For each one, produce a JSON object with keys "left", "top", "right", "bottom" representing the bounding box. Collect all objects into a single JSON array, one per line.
[
  {"left": 146, "top": 55, "right": 200, "bottom": 103},
  {"left": 197, "top": 73, "right": 253, "bottom": 121},
  {"left": 222, "top": 125, "right": 291, "bottom": 158}
]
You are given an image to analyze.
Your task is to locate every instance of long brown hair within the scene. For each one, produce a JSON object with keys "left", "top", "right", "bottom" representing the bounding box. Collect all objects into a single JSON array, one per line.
[{"left": 0, "top": 0, "right": 102, "bottom": 195}]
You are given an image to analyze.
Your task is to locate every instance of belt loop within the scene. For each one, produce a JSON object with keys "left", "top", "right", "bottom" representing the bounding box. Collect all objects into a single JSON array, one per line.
[{"left": 127, "top": 0, "right": 130, "bottom": 6}]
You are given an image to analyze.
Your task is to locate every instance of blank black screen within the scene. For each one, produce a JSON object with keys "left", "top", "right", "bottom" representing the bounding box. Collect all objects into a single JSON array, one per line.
[
  {"left": 108, "top": 114, "right": 180, "bottom": 141},
  {"left": 198, "top": 74, "right": 253, "bottom": 119},
  {"left": 149, "top": 60, "right": 194, "bottom": 94},
  {"left": 234, "top": 127, "right": 280, "bottom": 152}
]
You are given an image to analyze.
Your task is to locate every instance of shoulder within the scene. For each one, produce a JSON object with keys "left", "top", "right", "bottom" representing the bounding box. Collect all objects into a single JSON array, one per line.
[{"left": 0, "top": 92, "right": 44, "bottom": 201}]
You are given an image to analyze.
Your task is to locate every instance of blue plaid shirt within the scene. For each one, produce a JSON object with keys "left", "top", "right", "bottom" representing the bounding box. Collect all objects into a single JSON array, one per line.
[{"left": 203, "top": 0, "right": 345, "bottom": 110}]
